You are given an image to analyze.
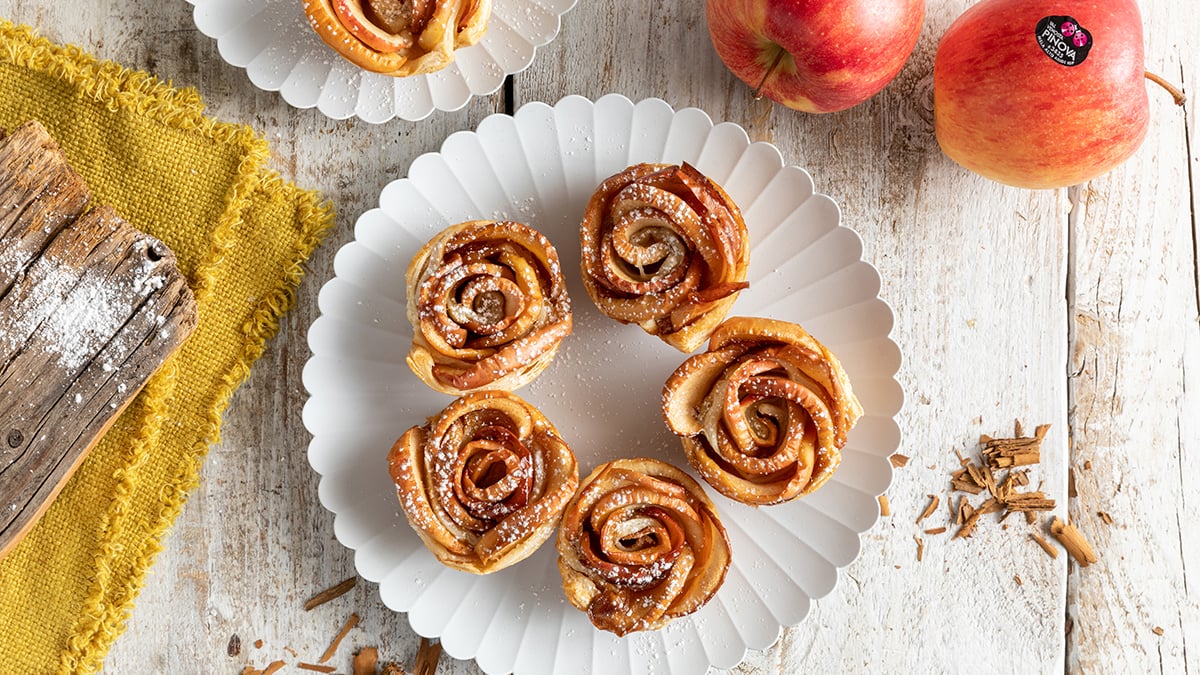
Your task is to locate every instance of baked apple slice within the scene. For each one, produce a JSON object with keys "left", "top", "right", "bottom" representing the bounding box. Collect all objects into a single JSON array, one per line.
[{"left": 332, "top": 0, "right": 412, "bottom": 53}]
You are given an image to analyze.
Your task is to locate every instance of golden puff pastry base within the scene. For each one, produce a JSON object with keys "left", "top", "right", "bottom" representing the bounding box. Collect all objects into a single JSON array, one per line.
[
  {"left": 303, "top": 0, "right": 490, "bottom": 77},
  {"left": 389, "top": 390, "right": 579, "bottom": 575},
  {"left": 405, "top": 219, "right": 572, "bottom": 395},
  {"left": 662, "top": 316, "right": 864, "bottom": 506},
  {"left": 580, "top": 162, "right": 750, "bottom": 353},
  {"left": 556, "top": 457, "right": 731, "bottom": 636}
]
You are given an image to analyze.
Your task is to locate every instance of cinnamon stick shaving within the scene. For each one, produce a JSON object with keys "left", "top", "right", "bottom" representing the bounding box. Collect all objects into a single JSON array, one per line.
[
  {"left": 950, "top": 426, "right": 1055, "bottom": 524},
  {"left": 1098, "top": 511, "right": 1113, "bottom": 525},
  {"left": 980, "top": 423, "right": 1049, "bottom": 468},
  {"left": 298, "top": 664, "right": 336, "bottom": 673},
  {"left": 1049, "top": 517, "right": 1097, "bottom": 567},
  {"left": 916, "top": 494, "right": 939, "bottom": 523},
  {"left": 878, "top": 494, "right": 891, "bottom": 517},
  {"left": 955, "top": 498, "right": 1000, "bottom": 538},
  {"left": 381, "top": 663, "right": 407, "bottom": 675},
  {"left": 319, "top": 612, "right": 360, "bottom": 663},
  {"left": 890, "top": 453, "right": 910, "bottom": 468},
  {"left": 924, "top": 527, "right": 946, "bottom": 535},
  {"left": 949, "top": 467, "right": 985, "bottom": 495},
  {"left": 413, "top": 638, "right": 442, "bottom": 675},
  {"left": 914, "top": 535, "right": 924, "bottom": 562},
  {"left": 1153, "top": 626, "right": 1165, "bottom": 636},
  {"left": 304, "top": 576, "right": 358, "bottom": 611},
  {"left": 1030, "top": 532, "right": 1059, "bottom": 559},
  {"left": 1014, "top": 574, "right": 1023, "bottom": 586},
  {"left": 353, "top": 647, "right": 380, "bottom": 675}
]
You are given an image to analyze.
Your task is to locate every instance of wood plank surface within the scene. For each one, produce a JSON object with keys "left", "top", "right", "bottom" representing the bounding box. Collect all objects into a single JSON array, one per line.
[
  {"left": 0, "top": 0, "right": 1194, "bottom": 673},
  {"left": 0, "top": 121, "right": 198, "bottom": 560}
]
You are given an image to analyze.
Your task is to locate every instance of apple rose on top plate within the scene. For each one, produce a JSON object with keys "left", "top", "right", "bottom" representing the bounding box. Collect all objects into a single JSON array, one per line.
[
  {"left": 389, "top": 390, "right": 579, "bottom": 574},
  {"left": 580, "top": 162, "right": 750, "bottom": 353},
  {"left": 662, "top": 317, "right": 863, "bottom": 506},
  {"left": 556, "top": 458, "right": 731, "bottom": 636},
  {"left": 406, "top": 220, "right": 572, "bottom": 395},
  {"left": 302, "top": 0, "right": 490, "bottom": 77}
]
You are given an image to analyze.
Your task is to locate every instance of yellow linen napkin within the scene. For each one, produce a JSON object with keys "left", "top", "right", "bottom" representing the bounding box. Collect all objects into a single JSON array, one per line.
[{"left": 0, "top": 21, "right": 333, "bottom": 673}]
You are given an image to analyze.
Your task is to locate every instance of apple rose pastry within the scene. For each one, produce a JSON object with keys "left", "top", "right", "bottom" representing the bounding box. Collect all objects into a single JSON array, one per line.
[
  {"left": 580, "top": 162, "right": 750, "bottom": 353},
  {"left": 302, "top": 0, "right": 490, "bottom": 77},
  {"left": 661, "top": 317, "right": 863, "bottom": 506},
  {"left": 556, "top": 458, "right": 731, "bottom": 636},
  {"left": 406, "top": 220, "right": 572, "bottom": 395},
  {"left": 389, "top": 390, "right": 579, "bottom": 574}
]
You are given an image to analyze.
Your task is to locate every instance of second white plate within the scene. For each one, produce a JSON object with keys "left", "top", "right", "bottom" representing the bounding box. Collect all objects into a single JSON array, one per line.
[
  {"left": 187, "top": 0, "right": 578, "bottom": 122},
  {"left": 303, "top": 93, "right": 904, "bottom": 674}
]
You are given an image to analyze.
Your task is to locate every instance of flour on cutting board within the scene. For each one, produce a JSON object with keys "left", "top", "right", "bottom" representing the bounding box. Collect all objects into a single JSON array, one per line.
[{"left": 0, "top": 246, "right": 166, "bottom": 372}]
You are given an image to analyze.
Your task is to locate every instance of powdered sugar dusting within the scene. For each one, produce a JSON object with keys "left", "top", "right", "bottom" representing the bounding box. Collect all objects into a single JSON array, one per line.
[{"left": 0, "top": 242, "right": 169, "bottom": 372}]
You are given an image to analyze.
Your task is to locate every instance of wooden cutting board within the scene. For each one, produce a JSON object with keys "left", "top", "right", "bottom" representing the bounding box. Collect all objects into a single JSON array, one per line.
[{"left": 0, "top": 121, "right": 198, "bottom": 559}]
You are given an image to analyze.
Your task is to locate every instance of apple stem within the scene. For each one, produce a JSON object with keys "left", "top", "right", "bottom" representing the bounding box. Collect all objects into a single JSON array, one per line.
[
  {"left": 752, "top": 49, "right": 787, "bottom": 101},
  {"left": 1144, "top": 71, "right": 1186, "bottom": 106}
]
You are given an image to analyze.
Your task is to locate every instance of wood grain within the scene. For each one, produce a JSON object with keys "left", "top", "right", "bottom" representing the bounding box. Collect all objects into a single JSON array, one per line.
[
  {"left": 0, "top": 0, "right": 1192, "bottom": 673},
  {"left": 0, "top": 121, "right": 198, "bottom": 559}
]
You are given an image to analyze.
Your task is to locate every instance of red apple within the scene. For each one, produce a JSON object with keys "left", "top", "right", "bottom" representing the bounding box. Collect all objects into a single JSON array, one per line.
[
  {"left": 934, "top": 0, "right": 1185, "bottom": 189},
  {"left": 706, "top": 0, "right": 925, "bottom": 114}
]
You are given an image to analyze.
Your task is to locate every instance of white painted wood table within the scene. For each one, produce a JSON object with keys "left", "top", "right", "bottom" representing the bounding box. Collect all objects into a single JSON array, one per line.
[{"left": 2, "top": 0, "right": 1197, "bottom": 672}]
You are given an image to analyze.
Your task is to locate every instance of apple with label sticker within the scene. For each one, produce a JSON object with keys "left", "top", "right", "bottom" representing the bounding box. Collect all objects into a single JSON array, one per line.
[{"left": 933, "top": 0, "right": 1184, "bottom": 189}]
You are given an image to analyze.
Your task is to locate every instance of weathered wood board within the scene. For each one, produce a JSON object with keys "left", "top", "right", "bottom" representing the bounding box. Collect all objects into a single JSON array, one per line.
[{"left": 0, "top": 121, "right": 198, "bottom": 559}]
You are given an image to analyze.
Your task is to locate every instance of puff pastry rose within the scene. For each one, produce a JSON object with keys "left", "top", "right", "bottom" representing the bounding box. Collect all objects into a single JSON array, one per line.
[
  {"left": 662, "top": 317, "right": 863, "bottom": 506},
  {"left": 580, "top": 162, "right": 750, "bottom": 353},
  {"left": 406, "top": 220, "right": 572, "bottom": 395},
  {"left": 389, "top": 390, "right": 579, "bottom": 574},
  {"left": 556, "top": 458, "right": 731, "bottom": 636},
  {"left": 303, "top": 0, "right": 490, "bottom": 77}
]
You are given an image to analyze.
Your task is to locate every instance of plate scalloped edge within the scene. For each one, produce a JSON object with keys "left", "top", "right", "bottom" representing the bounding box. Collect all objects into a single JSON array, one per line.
[
  {"left": 187, "top": 0, "right": 580, "bottom": 122},
  {"left": 302, "top": 93, "right": 905, "bottom": 674}
]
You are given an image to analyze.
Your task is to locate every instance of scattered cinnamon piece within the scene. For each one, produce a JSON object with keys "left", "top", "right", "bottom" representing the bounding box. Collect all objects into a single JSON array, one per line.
[
  {"left": 1014, "top": 574, "right": 1023, "bottom": 586},
  {"left": 917, "top": 494, "right": 940, "bottom": 523},
  {"left": 255, "top": 640, "right": 264, "bottom": 649},
  {"left": 298, "top": 664, "right": 336, "bottom": 673},
  {"left": 413, "top": 637, "right": 442, "bottom": 675},
  {"left": 228, "top": 634, "right": 242, "bottom": 658},
  {"left": 381, "top": 663, "right": 407, "bottom": 675},
  {"left": 1025, "top": 511, "right": 1038, "bottom": 525},
  {"left": 354, "top": 647, "right": 380, "bottom": 675},
  {"left": 1049, "top": 517, "right": 1098, "bottom": 567},
  {"left": 1003, "top": 491, "right": 1056, "bottom": 512},
  {"left": 878, "top": 495, "right": 891, "bottom": 517},
  {"left": 1098, "top": 511, "right": 1113, "bottom": 525},
  {"left": 1068, "top": 468, "right": 1077, "bottom": 498},
  {"left": 1084, "top": 460, "right": 1092, "bottom": 470},
  {"left": 261, "top": 662, "right": 286, "bottom": 675},
  {"left": 924, "top": 527, "right": 947, "bottom": 535},
  {"left": 890, "top": 453, "right": 909, "bottom": 468},
  {"left": 304, "top": 576, "right": 358, "bottom": 611},
  {"left": 319, "top": 612, "right": 361, "bottom": 663},
  {"left": 1153, "top": 626, "right": 1165, "bottom": 636},
  {"left": 955, "top": 498, "right": 1000, "bottom": 538},
  {"left": 914, "top": 535, "right": 924, "bottom": 562},
  {"left": 240, "top": 667, "right": 260, "bottom": 675},
  {"left": 1030, "top": 532, "right": 1059, "bottom": 559},
  {"left": 955, "top": 495, "right": 970, "bottom": 526},
  {"left": 980, "top": 423, "right": 1048, "bottom": 469}
]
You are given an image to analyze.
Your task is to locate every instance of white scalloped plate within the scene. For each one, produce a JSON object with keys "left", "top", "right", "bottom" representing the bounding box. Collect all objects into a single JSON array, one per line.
[
  {"left": 186, "top": 0, "right": 577, "bottom": 122},
  {"left": 302, "top": 94, "right": 903, "bottom": 674}
]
